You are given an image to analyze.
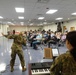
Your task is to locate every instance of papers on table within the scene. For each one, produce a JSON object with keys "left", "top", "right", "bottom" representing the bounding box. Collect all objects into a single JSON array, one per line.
[{"left": 52, "top": 48, "right": 59, "bottom": 56}]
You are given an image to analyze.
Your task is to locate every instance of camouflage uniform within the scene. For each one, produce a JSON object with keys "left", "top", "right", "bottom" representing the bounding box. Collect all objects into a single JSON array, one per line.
[
  {"left": 4, "top": 34, "right": 26, "bottom": 68},
  {"left": 50, "top": 51, "right": 76, "bottom": 75}
]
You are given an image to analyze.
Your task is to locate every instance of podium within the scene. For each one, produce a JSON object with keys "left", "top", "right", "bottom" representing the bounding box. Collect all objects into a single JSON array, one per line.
[{"left": 44, "top": 48, "right": 53, "bottom": 59}]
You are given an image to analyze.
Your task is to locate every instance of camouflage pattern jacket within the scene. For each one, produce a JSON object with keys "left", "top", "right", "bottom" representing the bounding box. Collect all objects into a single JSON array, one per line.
[
  {"left": 50, "top": 51, "right": 76, "bottom": 75},
  {"left": 4, "top": 34, "right": 26, "bottom": 51}
]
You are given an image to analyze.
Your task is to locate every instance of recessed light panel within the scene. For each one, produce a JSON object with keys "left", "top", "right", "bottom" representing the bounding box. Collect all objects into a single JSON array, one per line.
[
  {"left": 18, "top": 16, "right": 24, "bottom": 19},
  {"left": 15, "top": 7, "right": 24, "bottom": 13},
  {"left": 56, "top": 17, "right": 63, "bottom": 20},
  {"left": 38, "top": 17, "right": 44, "bottom": 20},
  {"left": 20, "top": 22, "right": 24, "bottom": 25},
  {"left": 46, "top": 9, "right": 58, "bottom": 14},
  {"left": 0, "top": 16, "right": 3, "bottom": 19},
  {"left": 71, "top": 12, "right": 76, "bottom": 15}
]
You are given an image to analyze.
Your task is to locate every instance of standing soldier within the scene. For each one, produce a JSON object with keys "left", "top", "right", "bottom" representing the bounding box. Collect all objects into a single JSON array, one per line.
[{"left": 2, "top": 30, "right": 26, "bottom": 72}]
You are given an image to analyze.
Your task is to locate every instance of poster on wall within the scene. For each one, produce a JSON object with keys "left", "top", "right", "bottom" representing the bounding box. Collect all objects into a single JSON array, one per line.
[{"left": 70, "top": 27, "right": 75, "bottom": 31}]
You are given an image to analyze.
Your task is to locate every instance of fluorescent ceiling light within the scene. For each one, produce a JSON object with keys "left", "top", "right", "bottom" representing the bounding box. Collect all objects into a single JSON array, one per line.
[
  {"left": 71, "top": 12, "right": 76, "bottom": 15},
  {"left": 39, "top": 23, "right": 43, "bottom": 25},
  {"left": 20, "top": 22, "right": 24, "bottom": 25},
  {"left": 0, "top": 16, "right": 3, "bottom": 19},
  {"left": 18, "top": 16, "right": 24, "bottom": 19},
  {"left": 46, "top": 9, "right": 58, "bottom": 14},
  {"left": 7, "top": 22, "right": 11, "bottom": 23},
  {"left": 20, "top": 22, "right": 24, "bottom": 23},
  {"left": 38, "top": 17, "right": 44, "bottom": 20},
  {"left": 56, "top": 17, "right": 63, "bottom": 20},
  {"left": 7, "top": 22, "right": 14, "bottom": 25},
  {"left": 30, "top": 23, "right": 33, "bottom": 25},
  {"left": 15, "top": 7, "right": 24, "bottom": 13},
  {"left": 43, "top": 22, "right": 47, "bottom": 24}
]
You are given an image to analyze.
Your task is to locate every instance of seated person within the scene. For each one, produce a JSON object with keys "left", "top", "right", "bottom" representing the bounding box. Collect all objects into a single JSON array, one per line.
[
  {"left": 48, "top": 35, "right": 57, "bottom": 48},
  {"left": 61, "top": 33, "right": 66, "bottom": 42},
  {"left": 42, "top": 31, "right": 49, "bottom": 44},
  {"left": 29, "top": 32, "right": 37, "bottom": 47},
  {"left": 32, "top": 32, "right": 42, "bottom": 50}
]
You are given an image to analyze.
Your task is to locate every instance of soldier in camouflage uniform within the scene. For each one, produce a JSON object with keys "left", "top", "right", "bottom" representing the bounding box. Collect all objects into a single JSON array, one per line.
[
  {"left": 50, "top": 31, "right": 76, "bottom": 75},
  {"left": 2, "top": 30, "right": 26, "bottom": 72}
]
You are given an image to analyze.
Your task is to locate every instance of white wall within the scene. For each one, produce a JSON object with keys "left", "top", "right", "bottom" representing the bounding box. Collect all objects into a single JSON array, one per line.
[
  {"left": 9, "top": 26, "right": 43, "bottom": 31},
  {"left": 43, "top": 19, "right": 76, "bottom": 32},
  {"left": 63, "top": 20, "right": 76, "bottom": 31},
  {"left": 0, "top": 24, "right": 9, "bottom": 34},
  {"left": 0, "top": 25, "right": 2, "bottom": 33},
  {"left": 43, "top": 24, "right": 57, "bottom": 32},
  {"left": 1, "top": 19, "right": 76, "bottom": 34},
  {"left": 27, "top": 26, "right": 43, "bottom": 31}
]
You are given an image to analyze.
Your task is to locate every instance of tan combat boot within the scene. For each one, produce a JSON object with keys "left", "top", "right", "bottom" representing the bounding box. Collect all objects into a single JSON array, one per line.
[
  {"left": 10, "top": 66, "right": 14, "bottom": 72},
  {"left": 22, "top": 66, "right": 27, "bottom": 72}
]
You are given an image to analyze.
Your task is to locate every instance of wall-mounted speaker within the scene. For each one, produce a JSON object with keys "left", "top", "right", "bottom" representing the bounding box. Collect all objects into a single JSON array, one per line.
[{"left": 62, "top": 22, "right": 64, "bottom": 24}]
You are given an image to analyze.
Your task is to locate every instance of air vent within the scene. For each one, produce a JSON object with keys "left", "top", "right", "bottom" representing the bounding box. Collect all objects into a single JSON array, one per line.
[{"left": 37, "top": 0, "right": 50, "bottom": 3}]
